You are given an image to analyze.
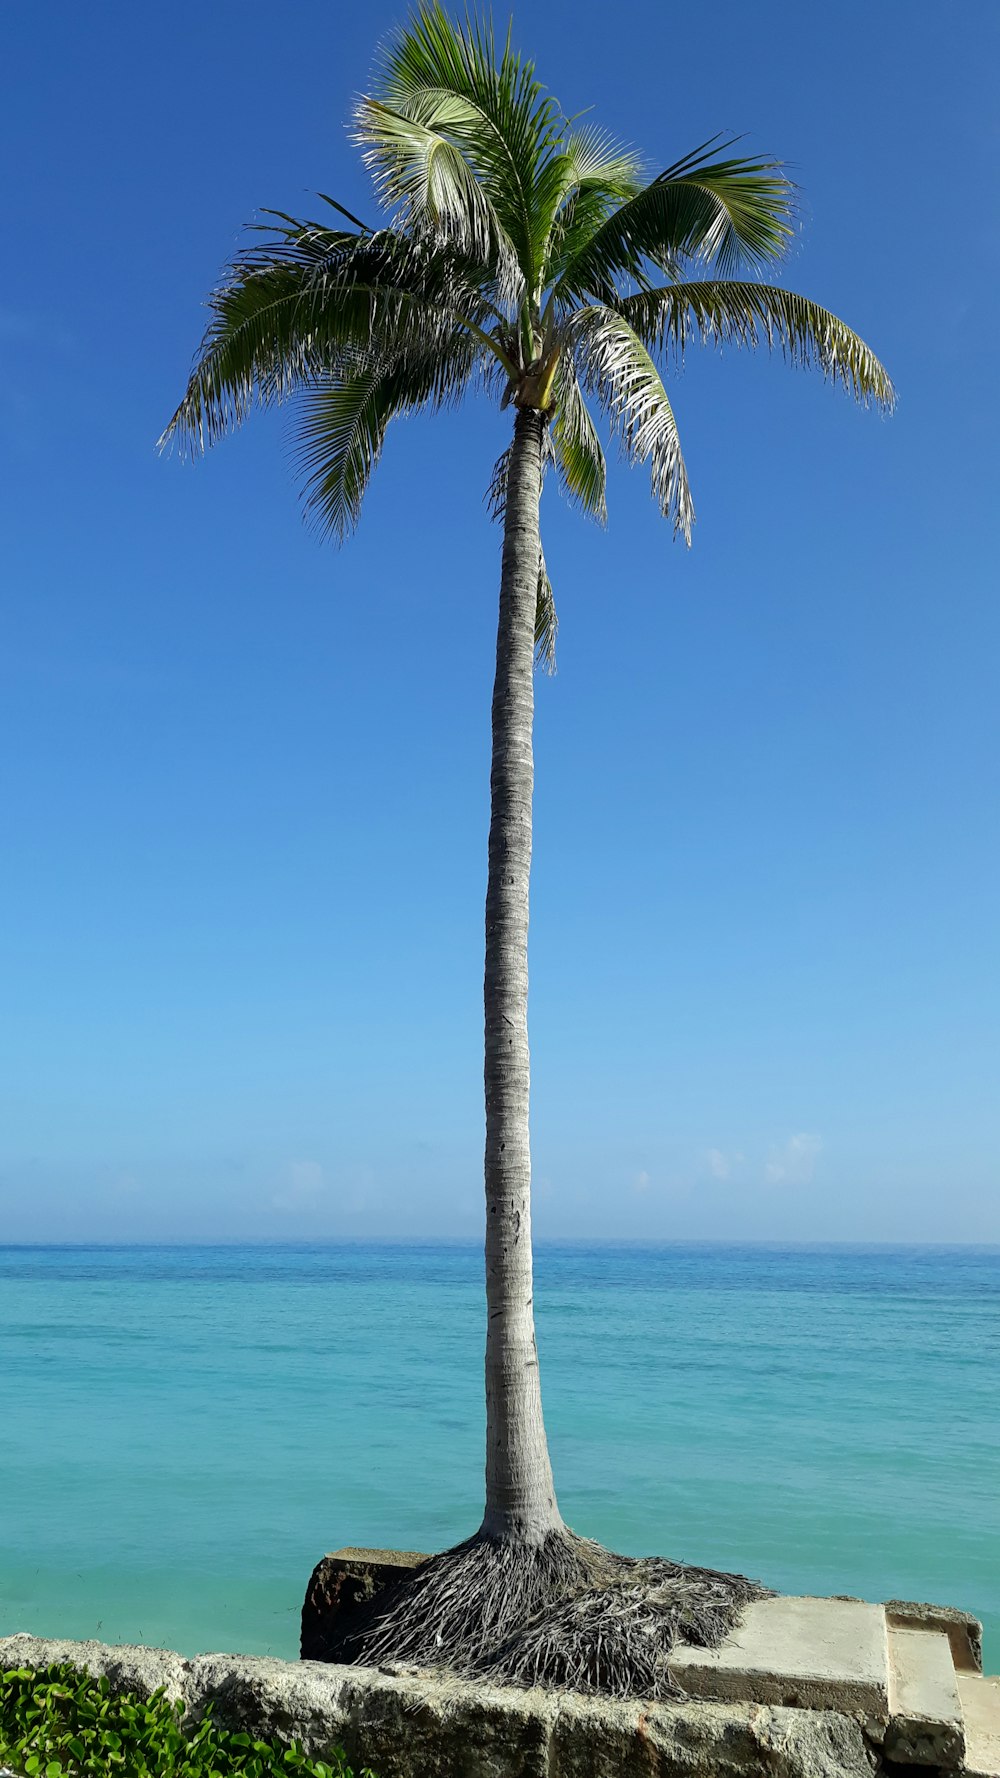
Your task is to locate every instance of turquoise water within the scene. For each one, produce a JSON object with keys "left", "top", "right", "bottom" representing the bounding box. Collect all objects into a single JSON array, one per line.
[{"left": 0, "top": 1243, "right": 996, "bottom": 1667}]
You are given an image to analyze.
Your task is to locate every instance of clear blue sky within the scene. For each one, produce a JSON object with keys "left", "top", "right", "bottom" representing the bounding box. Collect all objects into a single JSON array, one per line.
[{"left": 2, "top": 0, "right": 997, "bottom": 1243}]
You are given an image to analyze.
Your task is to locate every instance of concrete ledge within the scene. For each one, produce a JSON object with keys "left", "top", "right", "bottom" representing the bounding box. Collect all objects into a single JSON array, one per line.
[
  {"left": 957, "top": 1675, "right": 1000, "bottom": 1778},
  {"left": 670, "top": 1595, "right": 888, "bottom": 1717},
  {"left": 887, "top": 1601, "right": 984, "bottom": 1676},
  {"left": 0, "top": 1633, "right": 877, "bottom": 1778},
  {"left": 887, "top": 1626, "right": 965, "bottom": 1769}
]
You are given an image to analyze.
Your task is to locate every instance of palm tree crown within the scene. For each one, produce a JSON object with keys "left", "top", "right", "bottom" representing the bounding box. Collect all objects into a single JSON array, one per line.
[{"left": 161, "top": 5, "right": 893, "bottom": 656}]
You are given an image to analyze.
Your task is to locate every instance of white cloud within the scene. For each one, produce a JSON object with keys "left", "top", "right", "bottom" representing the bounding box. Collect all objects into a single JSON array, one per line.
[
  {"left": 706, "top": 1148, "right": 731, "bottom": 1180},
  {"left": 765, "top": 1132, "right": 822, "bottom": 1186},
  {"left": 271, "top": 1158, "right": 326, "bottom": 1211},
  {"left": 633, "top": 1169, "right": 651, "bottom": 1193}
]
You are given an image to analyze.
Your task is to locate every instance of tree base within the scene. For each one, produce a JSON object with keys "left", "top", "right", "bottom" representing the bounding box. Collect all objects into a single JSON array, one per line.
[{"left": 324, "top": 1529, "right": 772, "bottom": 1701}]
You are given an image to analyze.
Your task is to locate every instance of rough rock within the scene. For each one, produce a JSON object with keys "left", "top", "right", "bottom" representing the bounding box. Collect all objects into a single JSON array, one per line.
[
  {"left": 550, "top": 1692, "right": 876, "bottom": 1778},
  {"left": 0, "top": 1633, "right": 879, "bottom": 1778},
  {"left": 0, "top": 1632, "right": 189, "bottom": 1702},
  {"left": 301, "top": 1547, "right": 427, "bottom": 1661},
  {"left": 186, "top": 1654, "right": 359, "bottom": 1749},
  {"left": 327, "top": 1666, "right": 556, "bottom": 1778}
]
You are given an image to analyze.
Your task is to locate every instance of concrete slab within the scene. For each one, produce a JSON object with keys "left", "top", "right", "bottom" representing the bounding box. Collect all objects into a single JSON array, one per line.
[
  {"left": 958, "top": 1674, "right": 1000, "bottom": 1778},
  {"left": 886, "top": 1599, "right": 983, "bottom": 1673},
  {"left": 669, "top": 1595, "right": 889, "bottom": 1716},
  {"left": 885, "top": 1626, "right": 965, "bottom": 1768}
]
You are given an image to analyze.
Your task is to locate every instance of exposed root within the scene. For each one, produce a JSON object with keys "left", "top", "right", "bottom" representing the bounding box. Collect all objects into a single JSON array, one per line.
[
  {"left": 340, "top": 1530, "right": 603, "bottom": 1669},
  {"left": 332, "top": 1529, "right": 771, "bottom": 1702},
  {"left": 489, "top": 1553, "right": 769, "bottom": 1699}
]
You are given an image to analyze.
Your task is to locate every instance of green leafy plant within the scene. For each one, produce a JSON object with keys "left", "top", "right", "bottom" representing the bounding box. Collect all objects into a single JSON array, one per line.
[{"left": 0, "top": 1665, "right": 371, "bottom": 1778}]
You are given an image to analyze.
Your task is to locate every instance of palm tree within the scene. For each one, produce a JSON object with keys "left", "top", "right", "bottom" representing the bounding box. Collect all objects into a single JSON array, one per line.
[{"left": 161, "top": 3, "right": 893, "bottom": 1695}]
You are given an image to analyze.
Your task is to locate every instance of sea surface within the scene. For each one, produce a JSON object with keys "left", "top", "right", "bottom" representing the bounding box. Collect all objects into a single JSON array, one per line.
[{"left": 0, "top": 1243, "right": 996, "bottom": 1668}]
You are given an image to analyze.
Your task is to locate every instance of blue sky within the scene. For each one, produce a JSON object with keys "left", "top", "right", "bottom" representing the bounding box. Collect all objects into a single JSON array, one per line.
[{"left": 2, "top": 0, "right": 997, "bottom": 1242}]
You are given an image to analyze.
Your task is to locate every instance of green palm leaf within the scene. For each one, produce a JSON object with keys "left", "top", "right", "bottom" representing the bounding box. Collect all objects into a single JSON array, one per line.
[
  {"left": 353, "top": 95, "right": 521, "bottom": 299},
  {"left": 371, "top": 3, "right": 562, "bottom": 295},
  {"left": 294, "top": 366, "right": 400, "bottom": 541},
  {"left": 617, "top": 281, "right": 896, "bottom": 410},
  {"left": 571, "top": 306, "right": 694, "bottom": 539},
  {"left": 294, "top": 331, "right": 481, "bottom": 540},
  {"left": 535, "top": 128, "right": 642, "bottom": 280},
  {"left": 158, "top": 258, "right": 342, "bottom": 453},
  {"left": 160, "top": 225, "right": 504, "bottom": 455},
  {"left": 555, "top": 142, "right": 794, "bottom": 304},
  {"left": 550, "top": 358, "right": 607, "bottom": 522}
]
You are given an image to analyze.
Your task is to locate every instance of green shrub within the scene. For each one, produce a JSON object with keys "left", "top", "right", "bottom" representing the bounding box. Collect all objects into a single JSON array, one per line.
[{"left": 0, "top": 1664, "right": 372, "bottom": 1778}]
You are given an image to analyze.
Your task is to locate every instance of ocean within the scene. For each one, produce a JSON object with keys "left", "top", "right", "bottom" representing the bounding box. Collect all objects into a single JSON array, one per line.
[{"left": 0, "top": 1242, "right": 996, "bottom": 1668}]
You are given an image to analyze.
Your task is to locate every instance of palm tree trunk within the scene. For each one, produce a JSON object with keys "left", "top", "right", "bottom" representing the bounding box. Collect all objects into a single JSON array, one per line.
[{"left": 482, "top": 405, "right": 563, "bottom": 1544}]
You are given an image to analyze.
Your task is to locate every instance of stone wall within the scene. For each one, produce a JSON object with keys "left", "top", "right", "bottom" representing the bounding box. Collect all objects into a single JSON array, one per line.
[{"left": 0, "top": 1634, "right": 875, "bottom": 1778}]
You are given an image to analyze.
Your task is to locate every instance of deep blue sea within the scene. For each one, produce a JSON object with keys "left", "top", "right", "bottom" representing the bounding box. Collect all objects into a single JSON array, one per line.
[{"left": 0, "top": 1243, "right": 996, "bottom": 1668}]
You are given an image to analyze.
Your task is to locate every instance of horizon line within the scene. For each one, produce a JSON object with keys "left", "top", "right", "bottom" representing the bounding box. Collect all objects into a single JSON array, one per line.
[{"left": 1, "top": 1237, "right": 997, "bottom": 1252}]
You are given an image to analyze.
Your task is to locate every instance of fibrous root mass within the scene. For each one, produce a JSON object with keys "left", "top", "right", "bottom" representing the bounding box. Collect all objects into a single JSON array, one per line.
[{"left": 333, "top": 1529, "right": 771, "bottom": 1701}]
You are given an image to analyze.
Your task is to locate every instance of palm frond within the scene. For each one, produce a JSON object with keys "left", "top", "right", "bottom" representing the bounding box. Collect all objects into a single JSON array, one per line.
[
  {"left": 316, "top": 193, "right": 373, "bottom": 231},
  {"left": 486, "top": 443, "right": 512, "bottom": 523},
  {"left": 158, "top": 256, "right": 345, "bottom": 455},
  {"left": 561, "top": 125, "right": 644, "bottom": 192},
  {"left": 371, "top": 2, "right": 563, "bottom": 295},
  {"left": 293, "top": 327, "right": 479, "bottom": 541},
  {"left": 160, "top": 224, "right": 499, "bottom": 456},
  {"left": 293, "top": 365, "right": 399, "bottom": 541},
  {"left": 571, "top": 306, "right": 694, "bottom": 540},
  {"left": 535, "top": 127, "right": 643, "bottom": 287},
  {"left": 250, "top": 220, "right": 502, "bottom": 328},
  {"left": 353, "top": 94, "right": 521, "bottom": 299},
  {"left": 555, "top": 142, "right": 794, "bottom": 303},
  {"left": 486, "top": 424, "right": 556, "bottom": 521},
  {"left": 485, "top": 446, "right": 557, "bottom": 671},
  {"left": 616, "top": 281, "right": 896, "bottom": 410},
  {"left": 535, "top": 547, "right": 558, "bottom": 672},
  {"left": 550, "top": 357, "right": 607, "bottom": 522}
]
